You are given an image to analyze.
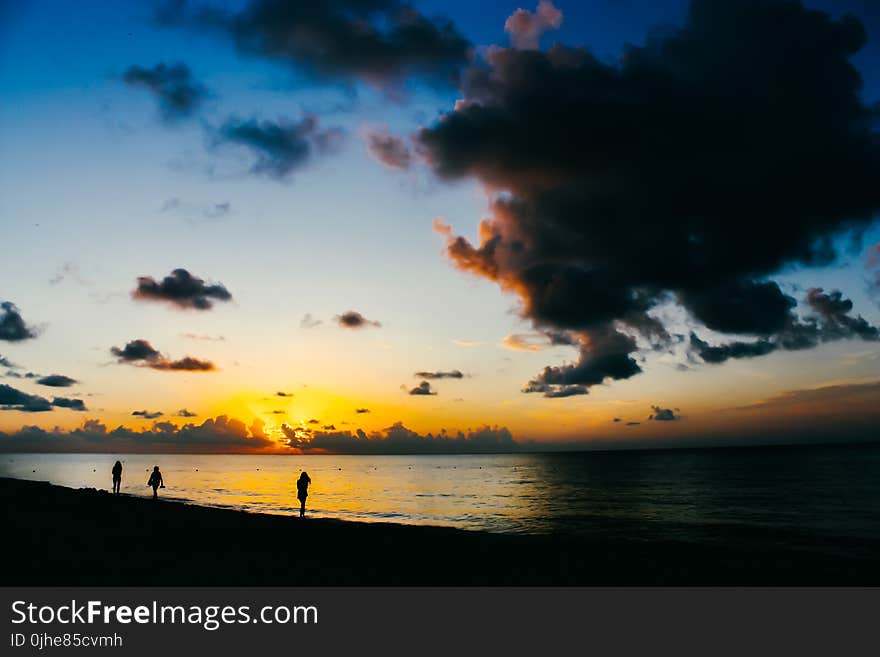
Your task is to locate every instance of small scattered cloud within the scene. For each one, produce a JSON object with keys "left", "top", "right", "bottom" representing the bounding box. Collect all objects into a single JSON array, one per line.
[
  {"left": 335, "top": 311, "right": 381, "bottom": 329},
  {"left": 162, "top": 198, "right": 232, "bottom": 222},
  {"left": 211, "top": 115, "right": 345, "bottom": 180},
  {"left": 500, "top": 334, "right": 549, "bottom": 352},
  {"left": 133, "top": 268, "right": 232, "bottom": 310},
  {"left": 0, "top": 355, "right": 19, "bottom": 369},
  {"left": 0, "top": 302, "right": 38, "bottom": 342},
  {"left": 505, "top": 1, "right": 563, "bottom": 50},
  {"left": 176, "top": 408, "right": 198, "bottom": 417},
  {"left": 111, "top": 339, "right": 216, "bottom": 372},
  {"left": 414, "top": 370, "right": 463, "bottom": 379},
  {"left": 276, "top": 391, "right": 293, "bottom": 398},
  {"left": 49, "top": 262, "right": 91, "bottom": 286},
  {"left": 649, "top": 406, "right": 679, "bottom": 422},
  {"left": 121, "top": 62, "right": 208, "bottom": 121},
  {"left": 409, "top": 381, "right": 437, "bottom": 396},
  {"left": 355, "top": 408, "right": 370, "bottom": 414},
  {"left": 300, "top": 313, "right": 323, "bottom": 329},
  {"left": 364, "top": 126, "right": 412, "bottom": 169},
  {"left": 181, "top": 333, "right": 225, "bottom": 341},
  {"left": 453, "top": 339, "right": 480, "bottom": 347},
  {"left": 51, "top": 397, "right": 87, "bottom": 412},
  {"left": 132, "top": 410, "right": 164, "bottom": 420},
  {"left": 36, "top": 375, "right": 78, "bottom": 388}
]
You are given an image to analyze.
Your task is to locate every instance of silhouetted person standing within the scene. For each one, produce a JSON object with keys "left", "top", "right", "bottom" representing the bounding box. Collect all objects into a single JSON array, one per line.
[
  {"left": 112, "top": 461, "right": 123, "bottom": 495},
  {"left": 147, "top": 466, "right": 164, "bottom": 499},
  {"left": 297, "top": 471, "right": 311, "bottom": 518}
]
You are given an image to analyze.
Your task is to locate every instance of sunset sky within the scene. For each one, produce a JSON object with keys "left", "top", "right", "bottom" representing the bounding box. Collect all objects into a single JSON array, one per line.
[{"left": 2, "top": 0, "right": 879, "bottom": 453}]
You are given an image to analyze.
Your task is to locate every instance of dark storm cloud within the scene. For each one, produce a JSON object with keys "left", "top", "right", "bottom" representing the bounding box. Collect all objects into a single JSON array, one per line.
[
  {"left": 121, "top": 62, "right": 208, "bottom": 121},
  {"left": 160, "top": 0, "right": 471, "bottom": 88},
  {"left": 649, "top": 406, "right": 678, "bottom": 421},
  {"left": 132, "top": 410, "right": 164, "bottom": 420},
  {"left": 408, "top": 381, "right": 436, "bottom": 396},
  {"left": 521, "top": 328, "right": 640, "bottom": 397},
  {"left": 0, "top": 302, "right": 38, "bottom": 342},
  {"left": 36, "top": 375, "right": 78, "bottom": 388},
  {"left": 365, "top": 127, "right": 412, "bottom": 168},
  {"left": 414, "top": 370, "right": 463, "bottom": 379},
  {"left": 421, "top": 0, "right": 880, "bottom": 397},
  {"left": 51, "top": 397, "right": 87, "bottom": 412},
  {"left": 282, "top": 421, "right": 516, "bottom": 454},
  {"left": 0, "top": 415, "right": 274, "bottom": 453},
  {"left": 690, "top": 288, "right": 880, "bottom": 364},
  {"left": 335, "top": 311, "right": 381, "bottom": 329},
  {"left": 212, "top": 115, "right": 344, "bottom": 179},
  {"left": 133, "top": 268, "right": 232, "bottom": 310},
  {"left": 111, "top": 339, "right": 216, "bottom": 372}
]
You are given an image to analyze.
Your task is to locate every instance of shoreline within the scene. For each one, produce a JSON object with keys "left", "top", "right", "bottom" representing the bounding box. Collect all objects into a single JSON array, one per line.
[{"left": 4, "top": 477, "right": 880, "bottom": 585}]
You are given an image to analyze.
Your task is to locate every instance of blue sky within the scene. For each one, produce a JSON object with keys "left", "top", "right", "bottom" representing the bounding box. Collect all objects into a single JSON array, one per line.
[{"left": 1, "top": 0, "right": 879, "bottom": 451}]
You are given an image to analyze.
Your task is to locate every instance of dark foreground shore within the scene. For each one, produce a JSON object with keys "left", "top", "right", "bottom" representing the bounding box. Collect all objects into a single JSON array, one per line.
[{"left": 4, "top": 477, "right": 879, "bottom": 585}]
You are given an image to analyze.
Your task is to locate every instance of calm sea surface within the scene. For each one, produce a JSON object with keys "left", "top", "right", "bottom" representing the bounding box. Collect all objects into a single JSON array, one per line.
[{"left": 2, "top": 444, "right": 879, "bottom": 549}]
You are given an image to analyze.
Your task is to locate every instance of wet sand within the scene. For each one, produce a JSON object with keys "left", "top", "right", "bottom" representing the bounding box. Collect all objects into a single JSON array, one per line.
[{"left": 3, "top": 477, "right": 878, "bottom": 585}]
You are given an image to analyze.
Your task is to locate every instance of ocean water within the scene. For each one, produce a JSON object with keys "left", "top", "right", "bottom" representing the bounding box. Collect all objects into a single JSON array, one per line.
[{"left": 2, "top": 444, "right": 879, "bottom": 551}]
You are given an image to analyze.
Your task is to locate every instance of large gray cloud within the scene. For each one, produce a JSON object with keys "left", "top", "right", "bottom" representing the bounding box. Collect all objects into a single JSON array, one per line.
[
  {"left": 159, "top": 0, "right": 471, "bottom": 88},
  {"left": 690, "top": 288, "right": 879, "bottom": 364},
  {"left": 420, "top": 0, "right": 880, "bottom": 397}
]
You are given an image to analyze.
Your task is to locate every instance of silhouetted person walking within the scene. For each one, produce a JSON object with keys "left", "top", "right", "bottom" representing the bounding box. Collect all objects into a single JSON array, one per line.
[
  {"left": 147, "top": 466, "right": 164, "bottom": 499},
  {"left": 297, "top": 471, "right": 311, "bottom": 517},
  {"left": 112, "top": 461, "right": 122, "bottom": 494}
]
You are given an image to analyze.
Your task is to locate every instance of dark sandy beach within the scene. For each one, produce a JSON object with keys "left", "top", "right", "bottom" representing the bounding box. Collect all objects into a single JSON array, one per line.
[{"left": 3, "top": 477, "right": 879, "bottom": 585}]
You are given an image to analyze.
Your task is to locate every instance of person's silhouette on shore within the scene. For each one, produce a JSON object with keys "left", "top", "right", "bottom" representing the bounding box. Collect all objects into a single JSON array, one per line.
[
  {"left": 297, "top": 471, "right": 311, "bottom": 518},
  {"left": 112, "top": 460, "right": 122, "bottom": 495},
  {"left": 147, "top": 466, "right": 164, "bottom": 499}
]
